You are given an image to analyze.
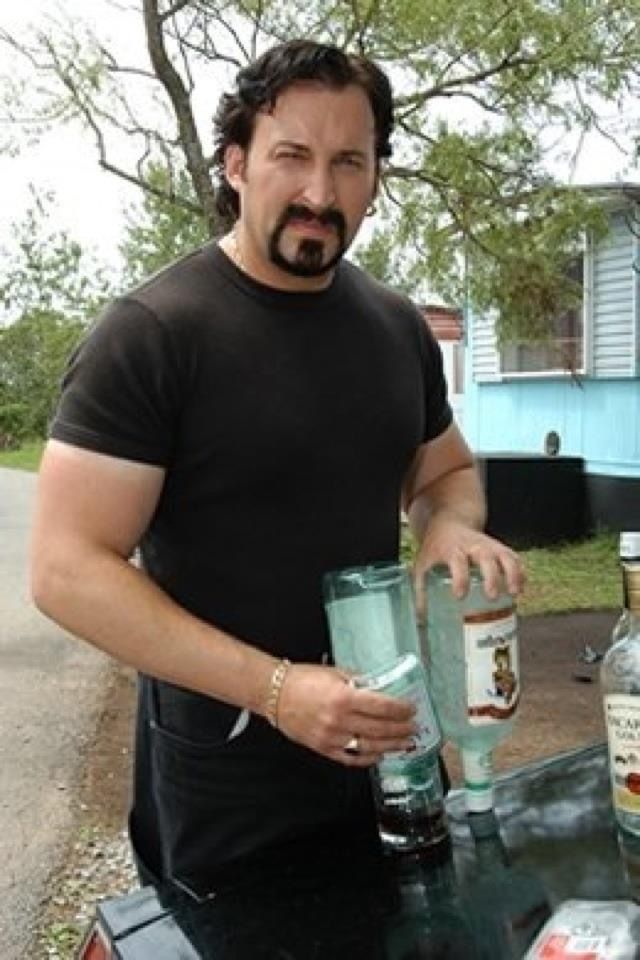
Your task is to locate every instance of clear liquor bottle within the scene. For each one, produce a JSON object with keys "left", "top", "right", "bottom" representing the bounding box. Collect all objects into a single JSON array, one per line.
[
  {"left": 601, "top": 559, "right": 640, "bottom": 837},
  {"left": 323, "top": 561, "right": 423, "bottom": 673},
  {"left": 323, "top": 562, "right": 449, "bottom": 854},
  {"left": 610, "top": 533, "right": 640, "bottom": 646},
  {"left": 425, "top": 565, "right": 519, "bottom": 812},
  {"left": 355, "top": 653, "right": 448, "bottom": 854}
]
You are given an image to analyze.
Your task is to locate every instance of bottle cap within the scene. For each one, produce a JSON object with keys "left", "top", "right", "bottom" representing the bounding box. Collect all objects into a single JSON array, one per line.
[
  {"left": 461, "top": 748, "right": 494, "bottom": 812},
  {"left": 620, "top": 532, "right": 640, "bottom": 560},
  {"left": 465, "top": 783, "right": 494, "bottom": 813}
]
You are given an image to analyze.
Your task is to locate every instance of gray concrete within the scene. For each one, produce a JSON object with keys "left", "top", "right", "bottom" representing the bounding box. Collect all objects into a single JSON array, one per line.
[{"left": 0, "top": 467, "right": 110, "bottom": 959}]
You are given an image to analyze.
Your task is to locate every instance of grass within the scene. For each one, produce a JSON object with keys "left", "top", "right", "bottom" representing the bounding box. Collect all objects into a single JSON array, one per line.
[
  {"left": 41, "top": 923, "right": 80, "bottom": 959},
  {"left": 402, "top": 526, "right": 620, "bottom": 617},
  {"left": 518, "top": 531, "right": 619, "bottom": 616},
  {"left": 0, "top": 438, "right": 44, "bottom": 471}
]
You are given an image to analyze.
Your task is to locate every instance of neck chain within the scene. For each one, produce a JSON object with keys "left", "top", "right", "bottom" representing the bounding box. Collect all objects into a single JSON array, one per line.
[{"left": 227, "top": 226, "right": 246, "bottom": 274}]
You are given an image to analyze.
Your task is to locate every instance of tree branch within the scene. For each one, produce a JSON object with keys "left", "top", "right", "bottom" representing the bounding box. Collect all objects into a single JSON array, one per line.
[
  {"left": 38, "top": 31, "right": 200, "bottom": 215},
  {"left": 142, "top": 0, "right": 219, "bottom": 232},
  {"left": 395, "top": 48, "right": 538, "bottom": 111},
  {"left": 160, "top": 0, "right": 193, "bottom": 23}
]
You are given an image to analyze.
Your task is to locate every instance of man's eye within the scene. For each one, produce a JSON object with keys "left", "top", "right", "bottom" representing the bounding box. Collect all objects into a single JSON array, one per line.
[{"left": 338, "top": 156, "right": 364, "bottom": 168}]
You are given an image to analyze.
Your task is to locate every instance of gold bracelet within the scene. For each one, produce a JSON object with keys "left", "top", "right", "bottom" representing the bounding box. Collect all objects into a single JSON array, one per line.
[{"left": 265, "top": 658, "right": 292, "bottom": 729}]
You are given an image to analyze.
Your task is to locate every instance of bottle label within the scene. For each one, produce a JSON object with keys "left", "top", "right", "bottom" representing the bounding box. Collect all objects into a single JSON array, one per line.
[
  {"left": 530, "top": 932, "right": 605, "bottom": 959},
  {"left": 403, "top": 677, "right": 441, "bottom": 756},
  {"left": 356, "top": 654, "right": 441, "bottom": 759},
  {"left": 604, "top": 694, "right": 640, "bottom": 815},
  {"left": 463, "top": 607, "right": 519, "bottom": 726}
]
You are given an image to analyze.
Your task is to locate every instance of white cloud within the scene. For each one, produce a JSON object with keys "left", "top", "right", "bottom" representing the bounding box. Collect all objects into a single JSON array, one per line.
[{"left": 0, "top": 0, "right": 148, "bottom": 264}]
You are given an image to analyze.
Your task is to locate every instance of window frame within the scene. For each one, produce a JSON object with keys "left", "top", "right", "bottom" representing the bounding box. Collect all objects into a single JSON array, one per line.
[{"left": 498, "top": 241, "right": 590, "bottom": 380}]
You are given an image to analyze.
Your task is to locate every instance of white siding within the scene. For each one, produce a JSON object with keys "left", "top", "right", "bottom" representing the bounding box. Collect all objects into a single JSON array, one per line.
[
  {"left": 471, "top": 204, "right": 640, "bottom": 382},
  {"left": 471, "top": 309, "right": 499, "bottom": 381},
  {"left": 591, "top": 210, "right": 637, "bottom": 378}
]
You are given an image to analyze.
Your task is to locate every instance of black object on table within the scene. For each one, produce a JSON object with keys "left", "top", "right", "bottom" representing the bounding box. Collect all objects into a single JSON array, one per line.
[{"left": 89, "top": 743, "right": 640, "bottom": 959}]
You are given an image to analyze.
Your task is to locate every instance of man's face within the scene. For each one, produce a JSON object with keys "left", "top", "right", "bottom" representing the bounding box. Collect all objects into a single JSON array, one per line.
[{"left": 225, "top": 82, "right": 378, "bottom": 290}]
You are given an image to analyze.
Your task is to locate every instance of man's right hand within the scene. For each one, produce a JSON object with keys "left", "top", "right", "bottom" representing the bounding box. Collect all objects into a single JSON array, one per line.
[{"left": 274, "top": 663, "right": 418, "bottom": 767}]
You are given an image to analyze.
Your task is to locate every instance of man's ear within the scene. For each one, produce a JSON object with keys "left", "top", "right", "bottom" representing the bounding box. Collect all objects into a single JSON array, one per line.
[
  {"left": 224, "top": 144, "right": 246, "bottom": 192},
  {"left": 365, "top": 167, "right": 380, "bottom": 215}
]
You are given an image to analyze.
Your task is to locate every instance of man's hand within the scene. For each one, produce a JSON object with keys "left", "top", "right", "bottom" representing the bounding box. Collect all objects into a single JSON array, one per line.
[
  {"left": 413, "top": 512, "right": 525, "bottom": 615},
  {"left": 275, "top": 663, "right": 418, "bottom": 767},
  {"left": 402, "top": 424, "right": 525, "bottom": 613},
  {"left": 416, "top": 512, "right": 524, "bottom": 598}
]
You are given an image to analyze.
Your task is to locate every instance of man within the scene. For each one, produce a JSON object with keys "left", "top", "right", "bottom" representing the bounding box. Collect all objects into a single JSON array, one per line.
[{"left": 31, "top": 40, "right": 523, "bottom": 897}]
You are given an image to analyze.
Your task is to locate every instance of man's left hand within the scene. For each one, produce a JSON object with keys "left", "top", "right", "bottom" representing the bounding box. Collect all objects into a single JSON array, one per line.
[{"left": 413, "top": 512, "right": 525, "bottom": 610}]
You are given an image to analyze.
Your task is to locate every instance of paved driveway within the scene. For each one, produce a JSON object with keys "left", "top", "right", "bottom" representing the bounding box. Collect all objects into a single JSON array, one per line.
[{"left": 0, "top": 467, "right": 110, "bottom": 959}]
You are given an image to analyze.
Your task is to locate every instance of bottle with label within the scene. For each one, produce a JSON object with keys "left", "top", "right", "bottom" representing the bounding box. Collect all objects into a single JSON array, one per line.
[
  {"left": 425, "top": 565, "right": 520, "bottom": 812},
  {"left": 600, "top": 557, "right": 640, "bottom": 836},
  {"left": 323, "top": 562, "right": 448, "bottom": 855},
  {"left": 610, "top": 532, "right": 640, "bottom": 646},
  {"left": 353, "top": 653, "right": 449, "bottom": 854}
]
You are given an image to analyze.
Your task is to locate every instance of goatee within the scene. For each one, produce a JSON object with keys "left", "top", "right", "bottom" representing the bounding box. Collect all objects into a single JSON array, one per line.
[{"left": 269, "top": 204, "right": 347, "bottom": 278}]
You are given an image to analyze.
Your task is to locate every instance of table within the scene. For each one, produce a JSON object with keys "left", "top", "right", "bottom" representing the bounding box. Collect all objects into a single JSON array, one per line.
[{"left": 87, "top": 742, "right": 640, "bottom": 959}]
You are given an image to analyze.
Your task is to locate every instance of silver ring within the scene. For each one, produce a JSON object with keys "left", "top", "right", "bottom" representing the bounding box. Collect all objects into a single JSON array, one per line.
[{"left": 344, "top": 735, "right": 360, "bottom": 755}]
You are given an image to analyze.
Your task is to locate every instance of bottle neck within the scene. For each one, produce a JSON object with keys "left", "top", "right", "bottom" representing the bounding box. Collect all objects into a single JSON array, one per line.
[
  {"left": 621, "top": 563, "right": 640, "bottom": 618},
  {"left": 469, "top": 811, "right": 510, "bottom": 872},
  {"left": 461, "top": 749, "right": 494, "bottom": 813}
]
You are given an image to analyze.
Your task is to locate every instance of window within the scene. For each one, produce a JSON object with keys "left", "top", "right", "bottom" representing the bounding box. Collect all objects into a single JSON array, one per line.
[{"left": 500, "top": 255, "right": 585, "bottom": 375}]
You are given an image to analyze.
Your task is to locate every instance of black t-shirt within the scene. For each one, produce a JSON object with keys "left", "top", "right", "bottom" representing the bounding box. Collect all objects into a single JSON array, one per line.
[{"left": 51, "top": 242, "right": 452, "bottom": 893}]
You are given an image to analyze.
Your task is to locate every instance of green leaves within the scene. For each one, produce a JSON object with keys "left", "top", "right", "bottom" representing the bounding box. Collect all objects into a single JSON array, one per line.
[
  {"left": 0, "top": 189, "right": 114, "bottom": 441},
  {"left": 120, "top": 164, "right": 209, "bottom": 285},
  {"left": 0, "top": 188, "right": 113, "bottom": 322},
  {"left": 0, "top": 310, "right": 85, "bottom": 441},
  {"left": 2, "top": 0, "right": 640, "bottom": 339}
]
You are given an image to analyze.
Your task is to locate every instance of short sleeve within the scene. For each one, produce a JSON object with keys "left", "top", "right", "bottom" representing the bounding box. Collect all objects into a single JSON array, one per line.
[
  {"left": 415, "top": 310, "right": 454, "bottom": 443},
  {"left": 50, "top": 297, "right": 184, "bottom": 466}
]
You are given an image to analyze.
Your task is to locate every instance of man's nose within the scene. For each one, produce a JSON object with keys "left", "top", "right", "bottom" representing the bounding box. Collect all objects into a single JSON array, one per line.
[{"left": 300, "top": 165, "right": 337, "bottom": 212}]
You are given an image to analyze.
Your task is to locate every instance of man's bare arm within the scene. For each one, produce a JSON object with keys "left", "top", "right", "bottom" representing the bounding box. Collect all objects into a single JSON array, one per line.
[
  {"left": 31, "top": 441, "right": 415, "bottom": 764},
  {"left": 402, "top": 423, "right": 524, "bottom": 600}
]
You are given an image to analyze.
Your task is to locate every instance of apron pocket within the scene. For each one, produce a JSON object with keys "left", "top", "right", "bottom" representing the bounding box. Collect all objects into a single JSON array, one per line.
[{"left": 148, "top": 714, "right": 347, "bottom": 897}]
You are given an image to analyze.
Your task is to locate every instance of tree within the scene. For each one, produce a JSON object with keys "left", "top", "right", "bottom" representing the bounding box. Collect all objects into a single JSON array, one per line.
[
  {"left": 120, "top": 164, "right": 209, "bottom": 285},
  {"left": 0, "top": 191, "right": 114, "bottom": 441},
  {"left": 0, "top": 311, "right": 85, "bottom": 442},
  {"left": 2, "top": 0, "right": 639, "bottom": 337},
  {"left": 0, "top": 188, "right": 114, "bottom": 323}
]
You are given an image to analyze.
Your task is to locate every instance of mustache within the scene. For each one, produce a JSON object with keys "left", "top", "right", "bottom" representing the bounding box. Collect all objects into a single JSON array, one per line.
[{"left": 278, "top": 204, "right": 346, "bottom": 232}]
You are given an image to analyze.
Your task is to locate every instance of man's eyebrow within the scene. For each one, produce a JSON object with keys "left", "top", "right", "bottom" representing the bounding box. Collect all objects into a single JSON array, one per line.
[
  {"left": 271, "top": 140, "right": 310, "bottom": 153},
  {"left": 270, "top": 142, "right": 369, "bottom": 159},
  {"left": 335, "top": 149, "right": 368, "bottom": 160}
]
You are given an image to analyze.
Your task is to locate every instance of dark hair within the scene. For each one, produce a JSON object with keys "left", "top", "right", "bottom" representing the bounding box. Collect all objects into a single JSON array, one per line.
[{"left": 212, "top": 40, "right": 394, "bottom": 224}]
